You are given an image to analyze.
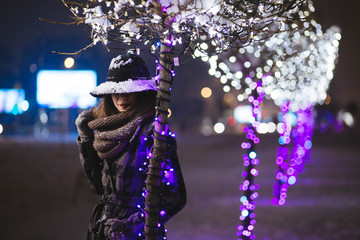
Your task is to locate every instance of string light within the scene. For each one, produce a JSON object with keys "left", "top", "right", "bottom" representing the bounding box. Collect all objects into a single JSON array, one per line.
[
  {"left": 265, "top": 12, "right": 340, "bottom": 205},
  {"left": 198, "top": 5, "right": 341, "bottom": 239},
  {"left": 54, "top": 0, "right": 308, "bottom": 55},
  {"left": 139, "top": 132, "right": 177, "bottom": 239},
  {"left": 204, "top": 1, "right": 340, "bottom": 113},
  {"left": 203, "top": 0, "right": 340, "bottom": 201},
  {"left": 237, "top": 81, "right": 263, "bottom": 240},
  {"left": 272, "top": 102, "right": 292, "bottom": 205},
  {"left": 272, "top": 104, "right": 315, "bottom": 205}
]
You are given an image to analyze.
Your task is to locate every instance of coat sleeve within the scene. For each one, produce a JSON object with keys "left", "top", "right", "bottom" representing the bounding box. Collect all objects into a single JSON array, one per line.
[
  {"left": 158, "top": 135, "right": 187, "bottom": 224},
  {"left": 77, "top": 136, "right": 104, "bottom": 195}
]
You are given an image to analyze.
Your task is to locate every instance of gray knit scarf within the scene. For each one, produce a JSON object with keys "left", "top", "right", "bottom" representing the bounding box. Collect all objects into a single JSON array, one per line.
[{"left": 88, "top": 112, "right": 153, "bottom": 159}]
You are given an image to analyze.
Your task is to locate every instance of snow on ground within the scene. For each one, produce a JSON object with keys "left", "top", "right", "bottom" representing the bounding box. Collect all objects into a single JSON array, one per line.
[{"left": 0, "top": 131, "right": 359, "bottom": 240}]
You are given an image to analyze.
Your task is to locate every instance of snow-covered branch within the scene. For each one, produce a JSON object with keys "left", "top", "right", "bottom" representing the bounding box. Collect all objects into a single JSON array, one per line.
[{"left": 60, "top": 0, "right": 308, "bottom": 54}]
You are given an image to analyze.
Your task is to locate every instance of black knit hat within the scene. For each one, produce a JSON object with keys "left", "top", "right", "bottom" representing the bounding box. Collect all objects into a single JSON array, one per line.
[{"left": 90, "top": 54, "right": 157, "bottom": 97}]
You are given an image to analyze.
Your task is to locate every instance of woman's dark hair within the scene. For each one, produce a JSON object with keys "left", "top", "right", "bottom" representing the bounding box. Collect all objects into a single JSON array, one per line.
[{"left": 92, "top": 91, "right": 157, "bottom": 119}]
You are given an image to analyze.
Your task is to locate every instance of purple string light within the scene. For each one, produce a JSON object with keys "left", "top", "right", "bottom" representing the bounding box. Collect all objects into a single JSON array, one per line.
[
  {"left": 237, "top": 80, "right": 264, "bottom": 240},
  {"left": 272, "top": 104, "right": 315, "bottom": 205},
  {"left": 140, "top": 132, "right": 178, "bottom": 239},
  {"left": 272, "top": 101, "right": 292, "bottom": 205},
  {"left": 290, "top": 106, "right": 314, "bottom": 174}
]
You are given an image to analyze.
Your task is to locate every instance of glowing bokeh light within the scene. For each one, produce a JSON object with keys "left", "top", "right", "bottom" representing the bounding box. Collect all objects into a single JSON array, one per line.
[
  {"left": 234, "top": 105, "right": 254, "bottom": 123},
  {"left": 227, "top": 116, "right": 237, "bottom": 127},
  {"left": 201, "top": 87, "right": 212, "bottom": 98},
  {"left": 214, "top": 122, "right": 225, "bottom": 134},
  {"left": 249, "top": 151, "right": 257, "bottom": 159},
  {"left": 343, "top": 112, "right": 354, "bottom": 127},
  {"left": 64, "top": 57, "right": 75, "bottom": 69},
  {"left": 21, "top": 100, "right": 29, "bottom": 112}
]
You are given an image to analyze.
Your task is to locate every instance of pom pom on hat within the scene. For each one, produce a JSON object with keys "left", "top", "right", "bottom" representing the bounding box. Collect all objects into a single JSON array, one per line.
[{"left": 91, "top": 54, "right": 157, "bottom": 97}]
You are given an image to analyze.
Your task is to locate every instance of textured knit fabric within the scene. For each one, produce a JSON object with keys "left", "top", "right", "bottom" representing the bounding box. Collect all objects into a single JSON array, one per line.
[
  {"left": 88, "top": 112, "right": 153, "bottom": 159},
  {"left": 77, "top": 110, "right": 186, "bottom": 240}
]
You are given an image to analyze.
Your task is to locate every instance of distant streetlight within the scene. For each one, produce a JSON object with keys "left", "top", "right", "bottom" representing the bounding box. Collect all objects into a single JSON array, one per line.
[
  {"left": 64, "top": 57, "right": 75, "bottom": 69},
  {"left": 201, "top": 87, "right": 212, "bottom": 98}
]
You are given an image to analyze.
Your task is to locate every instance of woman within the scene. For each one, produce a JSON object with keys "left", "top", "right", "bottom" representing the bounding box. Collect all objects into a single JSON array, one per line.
[{"left": 75, "top": 53, "right": 186, "bottom": 240}]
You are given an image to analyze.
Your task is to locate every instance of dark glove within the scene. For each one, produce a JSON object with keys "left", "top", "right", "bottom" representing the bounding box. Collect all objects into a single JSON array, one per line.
[
  {"left": 75, "top": 109, "right": 94, "bottom": 141},
  {"left": 104, "top": 212, "right": 144, "bottom": 240}
]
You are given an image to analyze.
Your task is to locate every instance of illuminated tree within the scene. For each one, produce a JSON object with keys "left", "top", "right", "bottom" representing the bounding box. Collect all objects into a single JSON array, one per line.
[
  {"left": 207, "top": 22, "right": 342, "bottom": 207},
  {"left": 47, "top": 0, "right": 309, "bottom": 238},
  {"left": 265, "top": 25, "right": 341, "bottom": 205},
  {"left": 200, "top": 1, "right": 341, "bottom": 237}
]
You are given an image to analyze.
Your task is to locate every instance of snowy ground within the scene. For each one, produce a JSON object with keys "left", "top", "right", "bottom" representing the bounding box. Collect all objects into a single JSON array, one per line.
[{"left": 0, "top": 131, "right": 359, "bottom": 240}]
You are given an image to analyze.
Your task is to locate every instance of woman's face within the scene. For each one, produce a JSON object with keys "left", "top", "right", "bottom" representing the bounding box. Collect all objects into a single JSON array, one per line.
[{"left": 111, "top": 93, "right": 137, "bottom": 112}]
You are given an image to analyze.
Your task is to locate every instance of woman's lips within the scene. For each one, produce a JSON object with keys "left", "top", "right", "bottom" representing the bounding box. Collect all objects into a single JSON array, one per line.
[{"left": 119, "top": 103, "right": 129, "bottom": 108}]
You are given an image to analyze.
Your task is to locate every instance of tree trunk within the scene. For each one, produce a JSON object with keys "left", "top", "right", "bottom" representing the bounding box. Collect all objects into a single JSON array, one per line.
[{"left": 144, "top": 36, "right": 173, "bottom": 239}]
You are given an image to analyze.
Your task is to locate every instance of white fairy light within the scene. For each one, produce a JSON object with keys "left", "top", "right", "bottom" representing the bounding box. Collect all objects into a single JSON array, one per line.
[
  {"left": 60, "top": 0, "right": 308, "bottom": 54},
  {"left": 263, "top": 25, "right": 341, "bottom": 111}
]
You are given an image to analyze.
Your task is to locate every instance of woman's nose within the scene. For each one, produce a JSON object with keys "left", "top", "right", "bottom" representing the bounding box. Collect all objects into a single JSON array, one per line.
[{"left": 116, "top": 94, "right": 128, "bottom": 100}]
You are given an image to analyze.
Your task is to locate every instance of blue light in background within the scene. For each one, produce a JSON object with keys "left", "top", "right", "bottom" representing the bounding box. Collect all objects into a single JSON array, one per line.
[
  {"left": 0, "top": 89, "right": 28, "bottom": 115},
  {"left": 36, "top": 70, "right": 97, "bottom": 109}
]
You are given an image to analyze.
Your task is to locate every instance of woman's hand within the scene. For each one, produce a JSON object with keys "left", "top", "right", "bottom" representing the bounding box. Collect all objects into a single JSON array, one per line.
[
  {"left": 104, "top": 212, "right": 144, "bottom": 240},
  {"left": 75, "top": 109, "right": 94, "bottom": 141}
]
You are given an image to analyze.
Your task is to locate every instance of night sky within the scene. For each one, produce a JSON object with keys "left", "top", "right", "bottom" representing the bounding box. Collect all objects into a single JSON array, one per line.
[{"left": 1, "top": 0, "right": 359, "bottom": 112}]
